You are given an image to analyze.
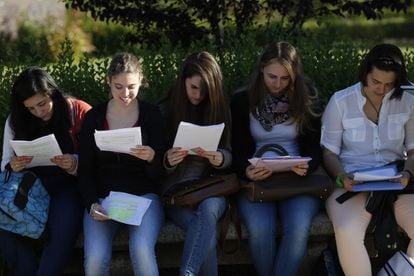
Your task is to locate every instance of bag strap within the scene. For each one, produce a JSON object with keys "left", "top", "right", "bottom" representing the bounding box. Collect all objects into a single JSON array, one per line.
[
  {"left": 254, "top": 143, "right": 289, "bottom": 157},
  {"left": 3, "top": 169, "right": 11, "bottom": 183},
  {"left": 219, "top": 199, "right": 242, "bottom": 254},
  {"left": 14, "top": 171, "right": 38, "bottom": 210},
  {"left": 336, "top": 191, "right": 358, "bottom": 204},
  {"left": 67, "top": 97, "right": 77, "bottom": 128}
]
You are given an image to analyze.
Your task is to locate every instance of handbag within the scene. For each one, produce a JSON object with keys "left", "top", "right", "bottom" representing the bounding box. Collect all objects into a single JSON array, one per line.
[
  {"left": 0, "top": 170, "right": 50, "bottom": 239},
  {"left": 162, "top": 173, "right": 240, "bottom": 207},
  {"left": 377, "top": 251, "right": 414, "bottom": 276},
  {"left": 243, "top": 144, "right": 334, "bottom": 202}
]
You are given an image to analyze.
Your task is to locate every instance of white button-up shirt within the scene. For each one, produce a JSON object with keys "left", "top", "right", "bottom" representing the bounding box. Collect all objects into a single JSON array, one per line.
[{"left": 321, "top": 82, "right": 414, "bottom": 172}]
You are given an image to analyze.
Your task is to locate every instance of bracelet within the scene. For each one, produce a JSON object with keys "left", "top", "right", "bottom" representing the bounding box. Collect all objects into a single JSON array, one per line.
[{"left": 335, "top": 172, "right": 346, "bottom": 188}]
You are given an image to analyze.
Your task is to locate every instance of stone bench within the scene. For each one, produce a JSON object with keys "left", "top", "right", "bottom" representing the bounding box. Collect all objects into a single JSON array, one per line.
[{"left": 64, "top": 211, "right": 334, "bottom": 275}]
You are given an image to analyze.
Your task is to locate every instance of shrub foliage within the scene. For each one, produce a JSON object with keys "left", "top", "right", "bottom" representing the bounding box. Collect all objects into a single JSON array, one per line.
[{"left": 1, "top": 34, "right": 414, "bottom": 146}]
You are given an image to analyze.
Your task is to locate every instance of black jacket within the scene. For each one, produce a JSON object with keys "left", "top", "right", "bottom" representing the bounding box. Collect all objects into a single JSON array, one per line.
[{"left": 78, "top": 100, "right": 165, "bottom": 211}]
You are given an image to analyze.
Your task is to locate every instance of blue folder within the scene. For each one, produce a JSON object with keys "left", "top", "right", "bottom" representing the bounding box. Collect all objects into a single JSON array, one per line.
[
  {"left": 351, "top": 163, "right": 404, "bottom": 192},
  {"left": 352, "top": 181, "right": 403, "bottom": 192}
]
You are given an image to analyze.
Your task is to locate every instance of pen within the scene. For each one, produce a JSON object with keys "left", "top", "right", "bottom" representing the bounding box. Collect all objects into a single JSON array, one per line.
[{"left": 94, "top": 210, "right": 109, "bottom": 218}]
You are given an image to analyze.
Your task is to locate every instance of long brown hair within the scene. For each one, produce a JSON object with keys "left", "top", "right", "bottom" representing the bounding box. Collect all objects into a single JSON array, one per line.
[
  {"left": 246, "top": 42, "right": 318, "bottom": 133},
  {"left": 166, "top": 51, "right": 230, "bottom": 145}
]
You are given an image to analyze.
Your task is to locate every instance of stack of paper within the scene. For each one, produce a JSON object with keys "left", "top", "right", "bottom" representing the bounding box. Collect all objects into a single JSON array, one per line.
[
  {"left": 173, "top": 122, "right": 225, "bottom": 154},
  {"left": 101, "top": 191, "right": 152, "bottom": 226},
  {"left": 352, "top": 164, "right": 403, "bottom": 192},
  {"left": 401, "top": 85, "right": 414, "bottom": 90},
  {"left": 94, "top": 127, "right": 141, "bottom": 154},
  {"left": 10, "top": 134, "right": 63, "bottom": 167},
  {"left": 248, "top": 156, "right": 312, "bottom": 173}
]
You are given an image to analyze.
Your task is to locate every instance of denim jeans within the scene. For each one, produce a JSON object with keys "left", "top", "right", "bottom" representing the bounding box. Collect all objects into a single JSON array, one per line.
[
  {"left": 0, "top": 189, "right": 83, "bottom": 276},
  {"left": 238, "top": 193, "right": 321, "bottom": 276},
  {"left": 83, "top": 193, "right": 164, "bottom": 276},
  {"left": 167, "top": 196, "right": 226, "bottom": 276}
]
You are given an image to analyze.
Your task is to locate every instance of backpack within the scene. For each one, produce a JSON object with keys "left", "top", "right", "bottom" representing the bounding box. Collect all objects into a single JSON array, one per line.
[{"left": 0, "top": 170, "right": 49, "bottom": 239}]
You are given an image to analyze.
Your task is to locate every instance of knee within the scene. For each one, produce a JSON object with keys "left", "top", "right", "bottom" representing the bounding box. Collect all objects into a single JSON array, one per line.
[
  {"left": 334, "top": 223, "right": 365, "bottom": 243},
  {"left": 131, "top": 244, "right": 154, "bottom": 260},
  {"left": 129, "top": 245, "right": 156, "bottom": 271},
  {"left": 245, "top": 220, "right": 274, "bottom": 241},
  {"left": 283, "top": 224, "right": 311, "bottom": 242},
  {"left": 84, "top": 254, "right": 111, "bottom": 276},
  {"left": 198, "top": 197, "right": 225, "bottom": 218}
]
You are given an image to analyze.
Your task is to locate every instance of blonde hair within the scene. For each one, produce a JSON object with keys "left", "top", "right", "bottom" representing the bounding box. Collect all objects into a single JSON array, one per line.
[{"left": 247, "top": 42, "right": 318, "bottom": 133}]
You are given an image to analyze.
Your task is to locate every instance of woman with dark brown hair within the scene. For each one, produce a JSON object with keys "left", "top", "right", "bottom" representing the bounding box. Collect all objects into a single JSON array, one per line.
[
  {"left": 0, "top": 66, "right": 91, "bottom": 275},
  {"left": 322, "top": 43, "right": 414, "bottom": 276},
  {"left": 159, "top": 51, "right": 231, "bottom": 276}
]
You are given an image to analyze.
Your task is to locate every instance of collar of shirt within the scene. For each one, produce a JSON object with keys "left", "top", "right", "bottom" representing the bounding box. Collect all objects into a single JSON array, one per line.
[{"left": 356, "top": 82, "right": 395, "bottom": 112}]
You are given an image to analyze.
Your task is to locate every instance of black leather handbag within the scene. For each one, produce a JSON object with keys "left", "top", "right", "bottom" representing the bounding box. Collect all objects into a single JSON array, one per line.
[
  {"left": 242, "top": 144, "right": 334, "bottom": 202},
  {"left": 162, "top": 173, "right": 240, "bottom": 207},
  {"left": 161, "top": 155, "right": 240, "bottom": 207}
]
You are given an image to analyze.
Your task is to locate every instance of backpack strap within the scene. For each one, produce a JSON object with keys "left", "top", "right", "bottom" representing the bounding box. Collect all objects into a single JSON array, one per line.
[
  {"left": 67, "top": 98, "right": 77, "bottom": 128},
  {"left": 14, "top": 171, "right": 38, "bottom": 210},
  {"left": 67, "top": 98, "right": 79, "bottom": 147}
]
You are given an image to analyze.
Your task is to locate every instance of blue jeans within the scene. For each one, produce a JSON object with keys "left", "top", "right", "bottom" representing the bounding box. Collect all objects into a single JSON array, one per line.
[
  {"left": 83, "top": 193, "right": 164, "bottom": 276},
  {"left": 0, "top": 189, "right": 83, "bottom": 276},
  {"left": 238, "top": 193, "right": 321, "bottom": 276},
  {"left": 167, "top": 196, "right": 226, "bottom": 276}
]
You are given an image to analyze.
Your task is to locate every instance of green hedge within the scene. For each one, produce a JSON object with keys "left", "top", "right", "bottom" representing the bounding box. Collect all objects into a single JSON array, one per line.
[{"left": 1, "top": 35, "right": 414, "bottom": 147}]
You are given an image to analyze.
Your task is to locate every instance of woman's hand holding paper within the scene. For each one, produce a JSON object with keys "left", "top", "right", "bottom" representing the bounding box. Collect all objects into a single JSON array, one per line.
[
  {"left": 90, "top": 203, "right": 109, "bottom": 221},
  {"left": 392, "top": 171, "right": 410, "bottom": 188},
  {"left": 51, "top": 154, "right": 76, "bottom": 172},
  {"left": 343, "top": 174, "right": 360, "bottom": 192},
  {"left": 130, "top": 145, "right": 155, "bottom": 163},
  {"left": 167, "top": 147, "right": 188, "bottom": 167},
  {"left": 291, "top": 163, "right": 309, "bottom": 176},
  {"left": 192, "top": 147, "right": 223, "bottom": 167},
  {"left": 9, "top": 156, "right": 33, "bottom": 172},
  {"left": 246, "top": 164, "right": 272, "bottom": 181}
]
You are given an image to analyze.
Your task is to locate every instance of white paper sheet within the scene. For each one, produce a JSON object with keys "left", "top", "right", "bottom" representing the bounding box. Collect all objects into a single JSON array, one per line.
[
  {"left": 101, "top": 191, "right": 152, "bottom": 226},
  {"left": 351, "top": 164, "right": 403, "bottom": 191},
  {"left": 10, "top": 134, "right": 63, "bottom": 167},
  {"left": 248, "top": 156, "right": 312, "bottom": 173},
  {"left": 173, "top": 122, "right": 225, "bottom": 154},
  {"left": 401, "top": 85, "right": 414, "bottom": 90},
  {"left": 94, "top": 127, "right": 141, "bottom": 154},
  {"left": 353, "top": 166, "right": 402, "bottom": 181}
]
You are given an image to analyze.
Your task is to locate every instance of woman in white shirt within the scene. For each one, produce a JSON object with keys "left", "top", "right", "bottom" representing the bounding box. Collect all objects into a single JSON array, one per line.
[{"left": 321, "top": 43, "right": 414, "bottom": 276}]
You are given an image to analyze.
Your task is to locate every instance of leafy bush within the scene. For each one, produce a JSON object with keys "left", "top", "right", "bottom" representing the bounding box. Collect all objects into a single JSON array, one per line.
[
  {"left": 63, "top": 0, "right": 411, "bottom": 47},
  {"left": 0, "top": 23, "right": 54, "bottom": 65},
  {"left": 1, "top": 32, "right": 414, "bottom": 147}
]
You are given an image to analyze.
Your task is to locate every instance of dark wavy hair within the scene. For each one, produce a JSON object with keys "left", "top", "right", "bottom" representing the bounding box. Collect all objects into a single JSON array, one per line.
[
  {"left": 358, "top": 43, "right": 410, "bottom": 100},
  {"left": 9, "top": 66, "right": 71, "bottom": 142}
]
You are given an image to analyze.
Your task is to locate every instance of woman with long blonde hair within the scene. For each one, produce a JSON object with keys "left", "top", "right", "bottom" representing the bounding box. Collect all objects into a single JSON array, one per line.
[{"left": 231, "top": 42, "right": 322, "bottom": 276}]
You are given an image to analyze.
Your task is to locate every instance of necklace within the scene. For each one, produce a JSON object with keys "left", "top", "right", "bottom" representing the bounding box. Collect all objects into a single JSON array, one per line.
[{"left": 362, "top": 89, "right": 382, "bottom": 124}]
